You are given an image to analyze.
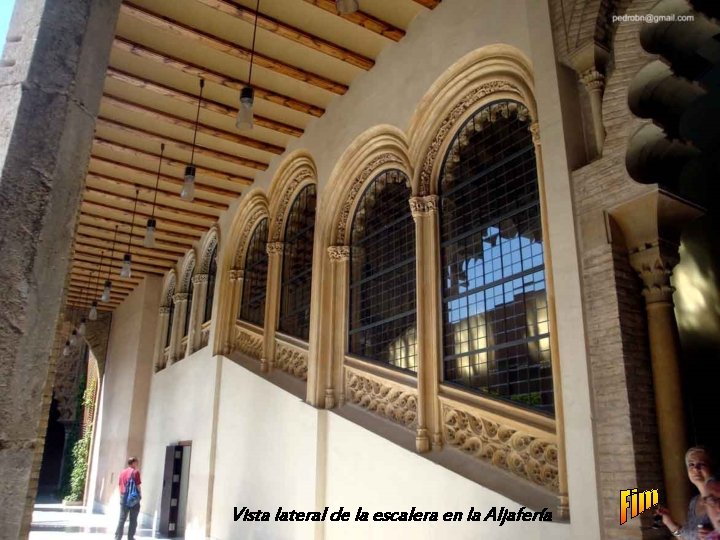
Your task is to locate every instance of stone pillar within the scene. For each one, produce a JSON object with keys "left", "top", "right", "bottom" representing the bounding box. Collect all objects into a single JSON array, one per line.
[
  {"left": 610, "top": 189, "right": 702, "bottom": 523},
  {"left": 0, "top": 0, "right": 121, "bottom": 536},
  {"left": 153, "top": 306, "right": 171, "bottom": 371},
  {"left": 187, "top": 274, "right": 209, "bottom": 357},
  {"left": 262, "top": 242, "right": 284, "bottom": 372},
  {"left": 169, "top": 293, "right": 188, "bottom": 365},
  {"left": 580, "top": 68, "right": 606, "bottom": 155},
  {"left": 409, "top": 195, "right": 442, "bottom": 452},
  {"left": 326, "top": 246, "right": 350, "bottom": 409},
  {"left": 224, "top": 269, "right": 244, "bottom": 354}
]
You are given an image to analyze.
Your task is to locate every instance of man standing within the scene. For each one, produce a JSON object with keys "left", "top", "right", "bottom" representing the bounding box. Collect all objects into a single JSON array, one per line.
[{"left": 115, "top": 457, "right": 142, "bottom": 540}]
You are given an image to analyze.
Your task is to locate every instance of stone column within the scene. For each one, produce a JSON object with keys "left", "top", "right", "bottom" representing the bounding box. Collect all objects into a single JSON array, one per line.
[
  {"left": 580, "top": 68, "right": 606, "bottom": 155},
  {"left": 262, "top": 242, "right": 284, "bottom": 372},
  {"left": 169, "top": 293, "right": 188, "bottom": 365},
  {"left": 610, "top": 189, "right": 702, "bottom": 523},
  {"left": 186, "top": 274, "right": 208, "bottom": 357},
  {"left": 409, "top": 195, "right": 442, "bottom": 452},
  {"left": 0, "top": 0, "right": 121, "bottom": 536},
  {"left": 223, "top": 269, "right": 244, "bottom": 354},
  {"left": 326, "top": 246, "right": 350, "bottom": 409},
  {"left": 153, "top": 306, "right": 171, "bottom": 371}
]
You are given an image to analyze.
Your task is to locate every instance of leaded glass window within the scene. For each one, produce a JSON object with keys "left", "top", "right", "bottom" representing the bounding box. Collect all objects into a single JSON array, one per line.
[
  {"left": 183, "top": 264, "right": 195, "bottom": 338},
  {"left": 348, "top": 169, "right": 417, "bottom": 372},
  {"left": 239, "top": 218, "right": 269, "bottom": 326},
  {"left": 439, "top": 100, "right": 554, "bottom": 415},
  {"left": 278, "top": 184, "right": 316, "bottom": 340},
  {"left": 203, "top": 245, "right": 217, "bottom": 323}
]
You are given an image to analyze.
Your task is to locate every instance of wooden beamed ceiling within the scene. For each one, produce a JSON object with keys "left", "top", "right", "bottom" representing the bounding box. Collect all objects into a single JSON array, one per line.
[{"left": 67, "top": 0, "right": 440, "bottom": 311}]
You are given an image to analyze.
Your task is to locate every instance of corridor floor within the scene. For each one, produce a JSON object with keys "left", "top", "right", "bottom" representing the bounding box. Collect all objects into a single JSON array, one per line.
[{"left": 30, "top": 503, "right": 155, "bottom": 539}]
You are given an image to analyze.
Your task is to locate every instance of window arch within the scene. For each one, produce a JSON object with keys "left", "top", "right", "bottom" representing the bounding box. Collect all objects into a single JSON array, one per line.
[
  {"left": 348, "top": 169, "right": 417, "bottom": 372},
  {"left": 203, "top": 244, "right": 218, "bottom": 324},
  {"left": 240, "top": 218, "right": 269, "bottom": 326},
  {"left": 278, "top": 184, "right": 316, "bottom": 340},
  {"left": 439, "top": 99, "right": 553, "bottom": 414}
]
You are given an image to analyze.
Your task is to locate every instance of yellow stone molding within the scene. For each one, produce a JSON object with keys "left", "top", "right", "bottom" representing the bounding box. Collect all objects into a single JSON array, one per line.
[
  {"left": 274, "top": 339, "right": 308, "bottom": 381},
  {"left": 345, "top": 366, "right": 418, "bottom": 430},
  {"left": 234, "top": 323, "right": 263, "bottom": 360}
]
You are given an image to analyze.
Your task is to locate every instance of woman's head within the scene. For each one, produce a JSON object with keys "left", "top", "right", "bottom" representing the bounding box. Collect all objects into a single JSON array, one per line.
[{"left": 685, "top": 447, "right": 714, "bottom": 486}]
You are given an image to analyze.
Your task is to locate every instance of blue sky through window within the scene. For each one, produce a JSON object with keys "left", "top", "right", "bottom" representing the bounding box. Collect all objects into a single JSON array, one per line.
[{"left": 0, "top": 0, "right": 16, "bottom": 55}]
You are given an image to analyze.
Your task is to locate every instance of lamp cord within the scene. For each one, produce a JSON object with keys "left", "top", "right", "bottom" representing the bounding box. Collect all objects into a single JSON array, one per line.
[
  {"left": 189, "top": 79, "right": 204, "bottom": 165},
  {"left": 151, "top": 144, "right": 164, "bottom": 219},
  {"left": 128, "top": 189, "right": 139, "bottom": 253},
  {"left": 247, "top": 0, "right": 260, "bottom": 84}
]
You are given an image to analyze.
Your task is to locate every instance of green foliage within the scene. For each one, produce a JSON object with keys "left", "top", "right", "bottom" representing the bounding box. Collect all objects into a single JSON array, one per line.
[{"left": 59, "top": 375, "right": 96, "bottom": 503}]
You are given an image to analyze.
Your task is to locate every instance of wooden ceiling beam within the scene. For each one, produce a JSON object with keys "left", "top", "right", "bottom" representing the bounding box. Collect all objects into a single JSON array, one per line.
[
  {"left": 412, "top": 0, "right": 441, "bottom": 8},
  {"left": 85, "top": 167, "right": 227, "bottom": 211},
  {"left": 121, "top": 3, "right": 348, "bottom": 94},
  {"left": 102, "top": 94, "right": 285, "bottom": 155},
  {"left": 194, "top": 0, "right": 374, "bottom": 70},
  {"left": 65, "top": 301, "right": 114, "bottom": 312},
  {"left": 72, "top": 261, "right": 145, "bottom": 284},
  {"left": 105, "top": 68, "right": 303, "bottom": 137},
  {"left": 96, "top": 117, "right": 267, "bottom": 171},
  {"left": 69, "top": 285, "right": 127, "bottom": 302},
  {"left": 77, "top": 224, "right": 189, "bottom": 253},
  {"left": 83, "top": 178, "right": 221, "bottom": 220},
  {"left": 79, "top": 209, "right": 200, "bottom": 242},
  {"left": 73, "top": 253, "right": 167, "bottom": 277},
  {"left": 113, "top": 38, "right": 324, "bottom": 117},
  {"left": 300, "top": 0, "right": 405, "bottom": 41},
  {"left": 66, "top": 293, "right": 122, "bottom": 307},
  {"left": 74, "top": 246, "right": 173, "bottom": 272},
  {"left": 81, "top": 201, "right": 206, "bottom": 234},
  {"left": 70, "top": 274, "right": 135, "bottom": 292},
  {"left": 76, "top": 236, "right": 180, "bottom": 263},
  {"left": 92, "top": 140, "right": 249, "bottom": 191}
]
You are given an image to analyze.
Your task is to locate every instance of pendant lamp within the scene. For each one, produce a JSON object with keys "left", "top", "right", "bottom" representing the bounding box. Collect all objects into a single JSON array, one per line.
[
  {"left": 121, "top": 189, "right": 140, "bottom": 278},
  {"left": 182, "top": 80, "right": 205, "bottom": 201},
  {"left": 237, "top": 0, "right": 260, "bottom": 130},
  {"left": 145, "top": 144, "right": 165, "bottom": 248}
]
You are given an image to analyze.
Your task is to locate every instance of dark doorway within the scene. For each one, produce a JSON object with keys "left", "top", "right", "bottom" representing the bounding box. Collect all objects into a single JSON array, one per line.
[
  {"left": 159, "top": 442, "right": 191, "bottom": 537},
  {"left": 37, "top": 398, "right": 65, "bottom": 498}
]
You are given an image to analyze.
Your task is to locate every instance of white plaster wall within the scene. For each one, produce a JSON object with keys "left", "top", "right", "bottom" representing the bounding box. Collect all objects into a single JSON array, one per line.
[
  {"left": 140, "top": 347, "right": 218, "bottom": 538},
  {"left": 210, "top": 359, "right": 320, "bottom": 540}
]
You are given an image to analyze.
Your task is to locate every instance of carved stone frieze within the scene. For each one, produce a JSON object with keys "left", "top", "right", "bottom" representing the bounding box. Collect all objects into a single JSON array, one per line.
[
  {"left": 274, "top": 342, "right": 308, "bottom": 380},
  {"left": 234, "top": 326, "right": 263, "bottom": 360},
  {"left": 442, "top": 404, "right": 559, "bottom": 492},
  {"left": 327, "top": 245, "right": 350, "bottom": 262},
  {"left": 271, "top": 168, "right": 314, "bottom": 242},
  {"left": 419, "top": 81, "right": 522, "bottom": 195},
  {"left": 345, "top": 370, "right": 418, "bottom": 429},
  {"left": 336, "top": 153, "right": 403, "bottom": 243}
]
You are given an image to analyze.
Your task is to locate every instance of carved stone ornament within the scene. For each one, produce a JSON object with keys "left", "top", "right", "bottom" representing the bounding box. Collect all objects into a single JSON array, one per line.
[
  {"left": 200, "top": 235, "right": 218, "bottom": 274},
  {"left": 274, "top": 342, "right": 308, "bottom": 380},
  {"left": 629, "top": 244, "right": 678, "bottom": 305},
  {"left": 234, "top": 326, "right": 263, "bottom": 360},
  {"left": 229, "top": 268, "right": 245, "bottom": 282},
  {"left": 336, "top": 153, "right": 403, "bottom": 243},
  {"left": 159, "top": 306, "right": 172, "bottom": 315},
  {"left": 272, "top": 168, "right": 314, "bottom": 242},
  {"left": 345, "top": 370, "right": 418, "bottom": 429},
  {"left": 266, "top": 241, "right": 284, "bottom": 255},
  {"left": 327, "top": 245, "right": 350, "bottom": 262},
  {"left": 236, "top": 207, "right": 267, "bottom": 268},
  {"left": 580, "top": 68, "right": 605, "bottom": 92},
  {"left": 409, "top": 195, "right": 439, "bottom": 217},
  {"left": 529, "top": 122, "right": 540, "bottom": 147},
  {"left": 443, "top": 404, "right": 559, "bottom": 492},
  {"left": 419, "top": 81, "right": 522, "bottom": 195},
  {"left": 172, "top": 292, "right": 189, "bottom": 304},
  {"left": 192, "top": 273, "right": 209, "bottom": 285}
]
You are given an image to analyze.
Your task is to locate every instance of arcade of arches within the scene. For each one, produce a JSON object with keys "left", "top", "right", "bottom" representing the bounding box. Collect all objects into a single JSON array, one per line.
[{"left": 1, "top": 0, "right": 719, "bottom": 539}]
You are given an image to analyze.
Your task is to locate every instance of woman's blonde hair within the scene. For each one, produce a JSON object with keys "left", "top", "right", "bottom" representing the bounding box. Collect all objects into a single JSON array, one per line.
[{"left": 685, "top": 446, "right": 714, "bottom": 470}]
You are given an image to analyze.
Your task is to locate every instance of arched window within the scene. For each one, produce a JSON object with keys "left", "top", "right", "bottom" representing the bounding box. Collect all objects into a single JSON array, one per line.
[
  {"left": 278, "top": 184, "right": 316, "bottom": 340},
  {"left": 348, "top": 169, "right": 417, "bottom": 372},
  {"left": 240, "top": 218, "right": 269, "bottom": 326},
  {"left": 165, "top": 284, "right": 175, "bottom": 349},
  {"left": 439, "top": 100, "right": 553, "bottom": 414},
  {"left": 203, "top": 244, "right": 218, "bottom": 323},
  {"left": 183, "top": 262, "right": 195, "bottom": 338}
]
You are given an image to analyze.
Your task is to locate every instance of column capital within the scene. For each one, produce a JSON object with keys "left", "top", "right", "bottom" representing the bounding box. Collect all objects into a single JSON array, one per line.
[
  {"left": 192, "top": 273, "right": 209, "bottom": 285},
  {"left": 629, "top": 242, "right": 679, "bottom": 305},
  {"left": 172, "top": 292, "right": 189, "bottom": 303},
  {"left": 409, "top": 195, "right": 439, "bottom": 218},
  {"left": 266, "top": 241, "right": 284, "bottom": 255},
  {"left": 159, "top": 306, "right": 172, "bottom": 315},
  {"left": 229, "top": 268, "right": 245, "bottom": 281},
  {"left": 580, "top": 68, "right": 605, "bottom": 92},
  {"left": 327, "top": 245, "right": 350, "bottom": 262}
]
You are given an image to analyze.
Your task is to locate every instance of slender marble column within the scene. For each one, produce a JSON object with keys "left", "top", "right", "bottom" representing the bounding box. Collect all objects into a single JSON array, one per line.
[{"left": 326, "top": 246, "right": 350, "bottom": 408}]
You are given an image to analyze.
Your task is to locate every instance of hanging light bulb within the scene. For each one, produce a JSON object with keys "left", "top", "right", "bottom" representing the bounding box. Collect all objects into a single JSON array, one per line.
[
  {"left": 238, "top": 0, "right": 259, "bottom": 131},
  {"left": 336, "top": 0, "right": 359, "bottom": 14},
  {"left": 121, "top": 253, "right": 132, "bottom": 278},
  {"left": 181, "top": 165, "right": 196, "bottom": 201},
  {"left": 69, "top": 329, "right": 78, "bottom": 347},
  {"left": 237, "top": 86, "right": 254, "bottom": 130},
  {"left": 89, "top": 300, "right": 98, "bottom": 321},
  {"left": 102, "top": 280, "right": 112, "bottom": 302},
  {"left": 63, "top": 340, "right": 71, "bottom": 357},
  {"left": 183, "top": 80, "right": 204, "bottom": 202},
  {"left": 144, "top": 218, "right": 157, "bottom": 248},
  {"left": 145, "top": 144, "right": 164, "bottom": 248}
]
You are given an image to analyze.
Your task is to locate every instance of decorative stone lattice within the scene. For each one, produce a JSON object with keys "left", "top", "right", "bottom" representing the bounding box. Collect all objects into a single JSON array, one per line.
[
  {"left": 345, "top": 369, "right": 418, "bottom": 429},
  {"left": 442, "top": 404, "right": 559, "bottom": 492},
  {"left": 274, "top": 341, "right": 308, "bottom": 380},
  {"left": 234, "top": 326, "right": 263, "bottom": 360}
]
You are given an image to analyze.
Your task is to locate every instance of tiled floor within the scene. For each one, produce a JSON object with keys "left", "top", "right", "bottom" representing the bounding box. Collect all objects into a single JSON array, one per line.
[{"left": 30, "top": 503, "right": 155, "bottom": 539}]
